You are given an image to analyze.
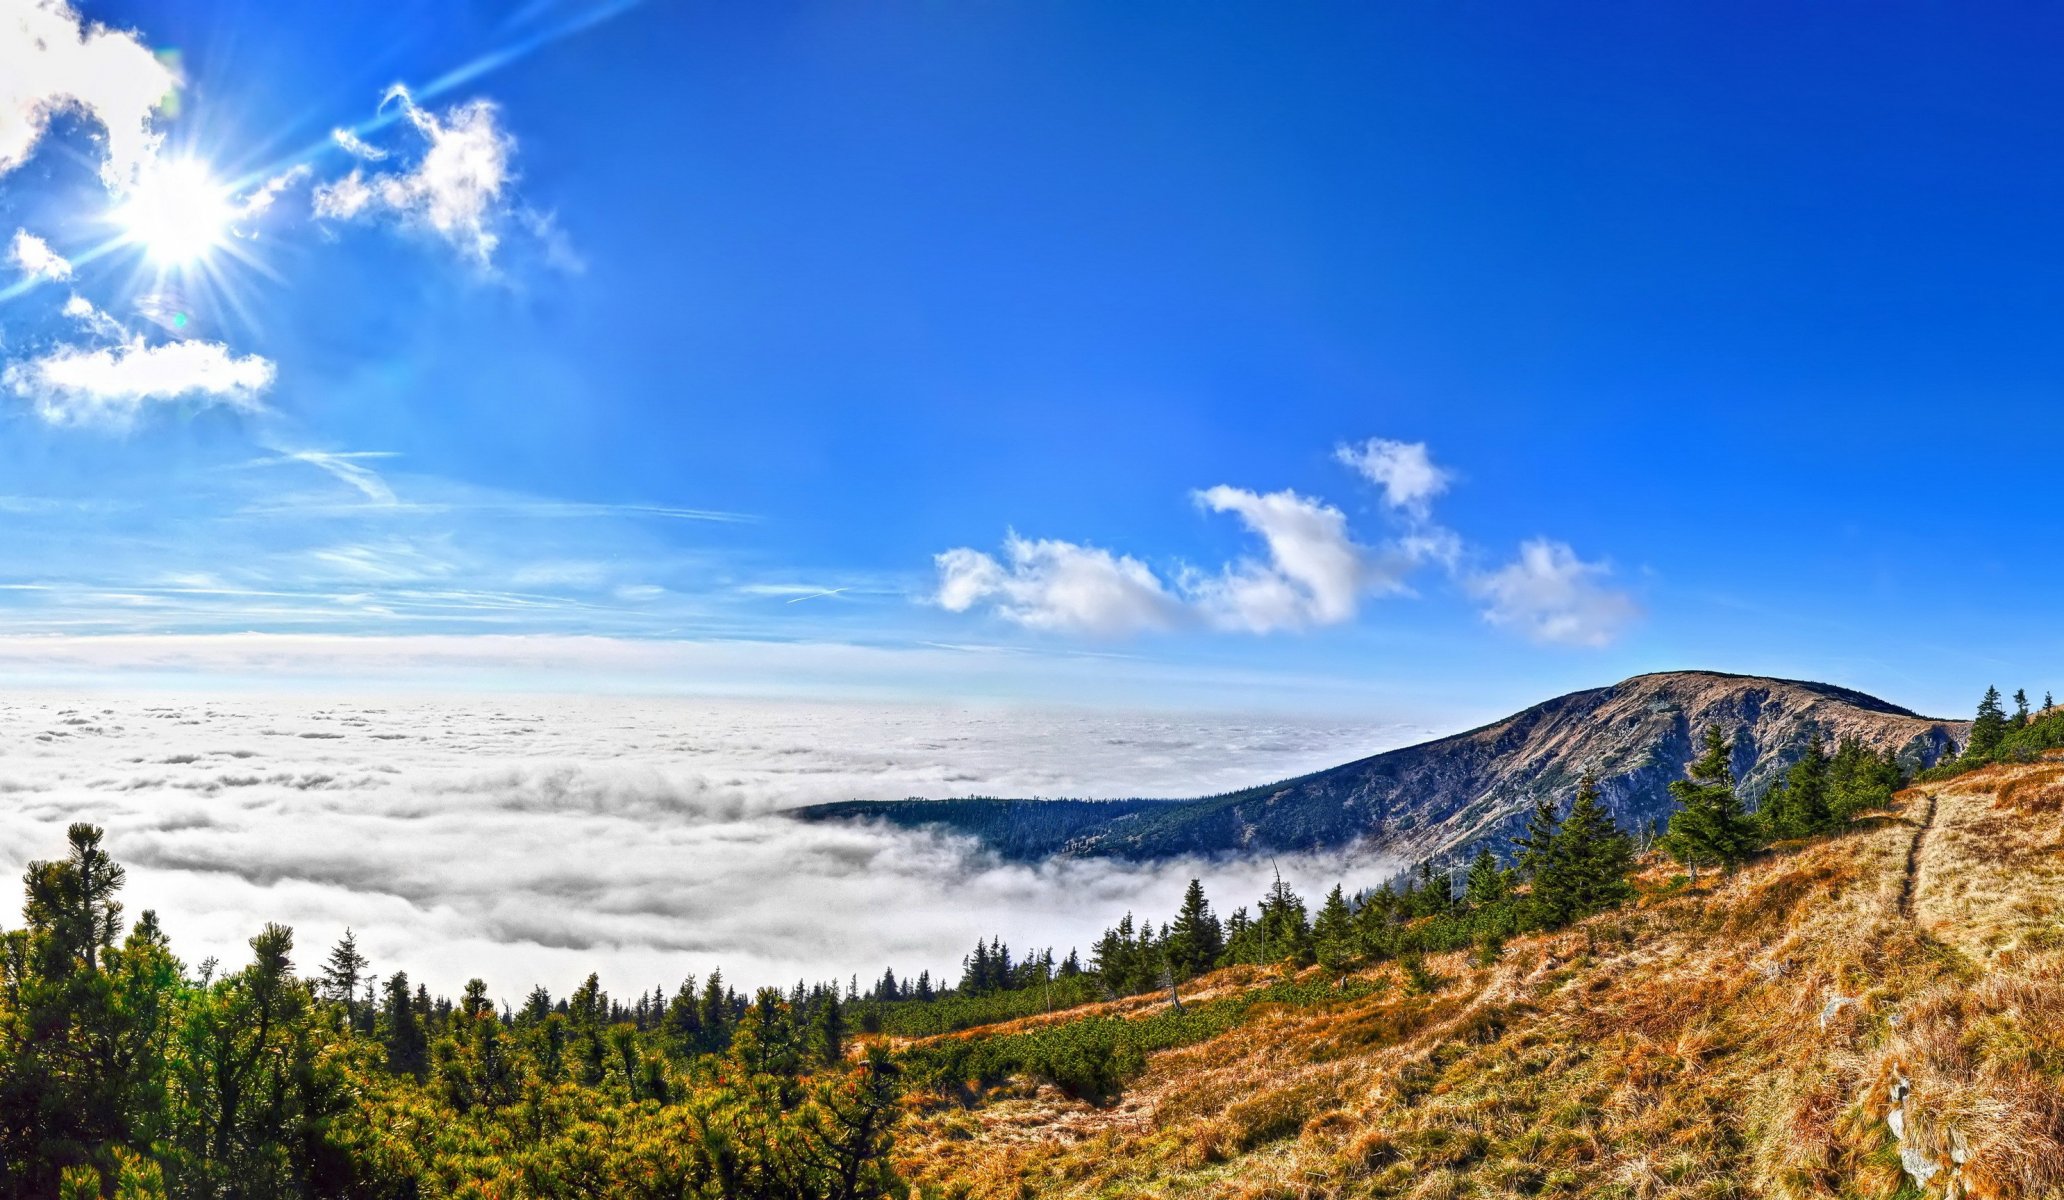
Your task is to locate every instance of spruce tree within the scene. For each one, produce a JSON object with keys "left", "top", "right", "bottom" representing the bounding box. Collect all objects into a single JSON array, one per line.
[
  {"left": 2014, "top": 688, "right": 2032, "bottom": 727},
  {"left": 1166, "top": 879, "right": 1224, "bottom": 980},
  {"left": 1546, "top": 775, "right": 1635, "bottom": 920},
  {"left": 1257, "top": 874, "right": 1312, "bottom": 966},
  {"left": 1312, "top": 884, "right": 1357, "bottom": 975},
  {"left": 813, "top": 991, "right": 845, "bottom": 1066},
  {"left": 321, "top": 929, "right": 370, "bottom": 1018},
  {"left": 1463, "top": 846, "right": 1510, "bottom": 909},
  {"left": 1968, "top": 686, "right": 2009, "bottom": 760},
  {"left": 1513, "top": 794, "right": 1562, "bottom": 884},
  {"left": 383, "top": 972, "right": 427, "bottom": 1077},
  {"left": 1761, "top": 733, "right": 1832, "bottom": 839},
  {"left": 1662, "top": 726, "right": 1758, "bottom": 885}
]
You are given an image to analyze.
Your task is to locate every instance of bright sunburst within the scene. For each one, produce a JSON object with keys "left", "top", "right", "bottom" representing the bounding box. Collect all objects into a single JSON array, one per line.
[{"left": 117, "top": 158, "right": 234, "bottom": 267}]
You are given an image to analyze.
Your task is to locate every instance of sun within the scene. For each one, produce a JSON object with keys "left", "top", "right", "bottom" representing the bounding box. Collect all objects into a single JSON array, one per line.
[{"left": 118, "top": 158, "right": 234, "bottom": 267}]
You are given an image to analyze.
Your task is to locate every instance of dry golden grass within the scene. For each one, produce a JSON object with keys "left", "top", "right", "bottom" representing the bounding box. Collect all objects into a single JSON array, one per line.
[{"left": 895, "top": 769, "right": 2064, "bottom": 1199}]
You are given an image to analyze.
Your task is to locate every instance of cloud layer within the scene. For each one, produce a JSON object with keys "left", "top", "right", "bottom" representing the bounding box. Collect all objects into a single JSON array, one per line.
[{"left": 0, "top": 692, "right": 1408, "bottom": 999}]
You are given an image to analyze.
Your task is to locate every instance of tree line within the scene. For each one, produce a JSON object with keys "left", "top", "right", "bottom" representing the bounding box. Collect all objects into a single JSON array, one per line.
[
  {"left": 0, "top": 825, "right": 902, "bottom": 1200},
  {"left": 1917, "top": 685, "right": 2064, "bottom": 779}
]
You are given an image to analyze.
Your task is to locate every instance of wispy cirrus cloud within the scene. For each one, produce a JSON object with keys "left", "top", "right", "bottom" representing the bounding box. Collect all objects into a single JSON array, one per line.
[{"left": 1470, "top": 539, "right": 1640, "bottom": 648}]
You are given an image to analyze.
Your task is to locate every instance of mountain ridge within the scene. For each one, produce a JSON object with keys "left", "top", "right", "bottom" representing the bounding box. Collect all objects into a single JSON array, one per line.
[{"left": 796, "top": 670, "right": 1964, "bottom": 865}]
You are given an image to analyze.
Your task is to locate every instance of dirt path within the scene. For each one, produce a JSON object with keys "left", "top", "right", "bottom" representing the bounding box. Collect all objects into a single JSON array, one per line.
[{"left": 1896, "top": 790, "right": 1938, "bottom": 921}]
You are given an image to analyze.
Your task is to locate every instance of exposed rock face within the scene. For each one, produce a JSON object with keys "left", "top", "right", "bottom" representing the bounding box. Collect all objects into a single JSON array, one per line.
[{"left": 800, "top": 671, "right": 1964, "bottom": 866}]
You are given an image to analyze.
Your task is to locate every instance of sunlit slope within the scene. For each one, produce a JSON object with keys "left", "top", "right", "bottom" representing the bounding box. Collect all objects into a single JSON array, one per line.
[
  {"left": 896, "top": 767, "right": 2064, "bottom": 1199},
  {"left": 803, "top": 671, "right": 1962, "bottom": 866}
]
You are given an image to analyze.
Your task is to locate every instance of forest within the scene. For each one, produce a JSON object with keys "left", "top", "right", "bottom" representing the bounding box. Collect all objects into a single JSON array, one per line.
[{"left": 0, "top": 711, "right": 1922, "bottom": 1198}]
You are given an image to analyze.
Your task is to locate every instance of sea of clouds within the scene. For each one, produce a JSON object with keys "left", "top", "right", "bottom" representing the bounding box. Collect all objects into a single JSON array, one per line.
[{"left": 0, "top": 693, "right": 1421, "bottom": 1002}]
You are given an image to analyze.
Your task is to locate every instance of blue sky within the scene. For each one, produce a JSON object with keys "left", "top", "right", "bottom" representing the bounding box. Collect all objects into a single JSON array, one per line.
[{"left": 1, "top": 1, "right": 2059, "bottom": 724}]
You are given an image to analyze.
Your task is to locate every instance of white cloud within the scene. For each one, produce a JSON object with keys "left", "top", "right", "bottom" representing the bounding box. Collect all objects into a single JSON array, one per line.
[
  {"left": 0, "top": 0, "right": 175, "bottom": 189},
  {"left": 1335, "top": 437, "right": 1451, "bottom": 517},
  {"left": 9, "top": 229, "right": 71, "bottom": 280},
  {"left": 229, "top": 165, "right": 311, "bottom": 233},
  {"left": 4, "top": 337, "right": 275, "bottom": 426},
  {"left": 935, "top": 535, "right": 1183, "bottom": 636},
  {"left": 1190, "top": 486, "right": 1397, "bottom": 632},
  {"left": 1471, "top": 539, "right": 1639, "bottom": 647},
  {"left": 60, "top": 292, "right": 125, "bottom": 340},
  {"left": 331, "top": 127, "right": 387, "bottom": 161},
  {"left": 313, "top": 87, "right": 516, "bottom": 263}
]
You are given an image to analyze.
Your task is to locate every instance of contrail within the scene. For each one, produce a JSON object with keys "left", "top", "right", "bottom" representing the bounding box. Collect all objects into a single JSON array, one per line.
[{"left": 786, "top": 588, "right": 850, "bottom": 604}]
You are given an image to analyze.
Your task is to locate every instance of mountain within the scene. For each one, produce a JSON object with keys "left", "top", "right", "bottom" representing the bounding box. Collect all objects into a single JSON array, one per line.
[{"left": 796, "top": 670, "right": 1963, "bottom": 865}]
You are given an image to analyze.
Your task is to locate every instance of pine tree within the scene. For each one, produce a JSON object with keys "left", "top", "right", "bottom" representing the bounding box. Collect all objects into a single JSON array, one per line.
[
  {"left": 2014, "top": 688, "right": 2032, "bottom": 728},
  {"left": 24, "top": 823, "right": 126, "bottom": 973},
  {"left": 1968, "top": 686, "right": 2009, "bottom": 760},
  {"left": 1662, "top": 726, "right": 1758, "bottom": 884}
]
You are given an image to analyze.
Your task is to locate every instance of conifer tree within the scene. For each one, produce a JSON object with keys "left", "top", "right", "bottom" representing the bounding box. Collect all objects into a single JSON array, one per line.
[
  {"left": 666, "top": 979, "right": 703, "bottom": 1044},
  {"left": 1761, "top": 733, "right": 1832, "bottom": 839},
  {"left": 813, "top": 990, "right": 845, "bottom": 1066},
  {"left": 1662, "top": 726, "right": 1758, "bottom": 884},
  {"left": 1968, "top": 686, "right": 2009, "bottom": 760},
  {"left": 1512, "top": 793, "right": 1562, "bottom": 884},
  {"left": 2014, "top": 688, "right": 2032, "bottom": 727},
  {"left": 1545, "top": 775, "right": 1635, "bottom": 920},
  {"left": 1257, "top": 874, "right": 1312, "bottom": 966},
  {"left": 699, "top": 970, "right": 730, "bottom": 1050},
  {"left": 383, "top": 971, "right": 427, "bottom": 1077},
  {"left": 1463, "top": 847, "right": 1510, "bottom": 909},
  {"left": 1312, "top": 884, "right": 1357, "bottom": 975},
  {"left": 1165, "top": 879, "right": 1223, "bottom": 980}
]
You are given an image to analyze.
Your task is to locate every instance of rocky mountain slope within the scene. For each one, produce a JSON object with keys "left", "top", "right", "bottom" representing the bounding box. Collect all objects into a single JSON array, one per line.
[
  {"left": 799, "top": 671, "right": 1963, "bottom": 866},
  {"left": 892, "top": 763, "right": 2064, "bottom": 1199}
]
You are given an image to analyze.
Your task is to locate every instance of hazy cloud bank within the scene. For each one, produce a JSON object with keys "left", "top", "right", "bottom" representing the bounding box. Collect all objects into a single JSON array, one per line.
[{"left": 0, "top": 693, "right": 1411, "bottom": 1000}]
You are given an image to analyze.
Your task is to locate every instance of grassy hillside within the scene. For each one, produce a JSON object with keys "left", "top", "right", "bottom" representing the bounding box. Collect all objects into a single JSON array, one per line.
[{"left": 888, "top": 762, "right": 2064, "bottom": 1199}]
